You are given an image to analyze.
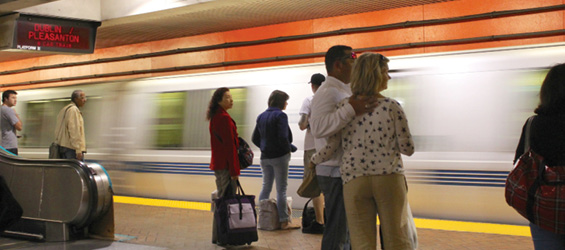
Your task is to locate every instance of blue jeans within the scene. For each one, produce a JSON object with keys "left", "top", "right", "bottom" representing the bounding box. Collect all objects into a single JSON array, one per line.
[
  {"left": 259, "top": 153, "right": 290, "bottom": 222},
  {"left": 318, "top": 175, "right": 350, "bottom": 250},
  {"left": 530, "top": 222, "right": 565, "bottom": 250}
]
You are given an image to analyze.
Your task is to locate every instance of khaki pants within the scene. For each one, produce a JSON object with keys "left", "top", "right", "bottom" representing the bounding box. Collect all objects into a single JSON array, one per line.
[{"left": 343, "top": 174, "right": 411, "bottom": 250}]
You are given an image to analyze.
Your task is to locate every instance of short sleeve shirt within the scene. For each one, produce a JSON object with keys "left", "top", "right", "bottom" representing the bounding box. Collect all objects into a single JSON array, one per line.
[
  {"left": 1, "top": 105, "right": 19, "bottom": 149},
  {"left": 299, "top": 96, "right": 315, "bottom": 150}
]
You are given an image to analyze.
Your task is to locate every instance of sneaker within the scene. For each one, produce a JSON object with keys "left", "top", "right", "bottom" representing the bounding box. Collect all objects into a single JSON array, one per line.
[{"left": 302, "top": 221, "right": 324, "bottom": 234}]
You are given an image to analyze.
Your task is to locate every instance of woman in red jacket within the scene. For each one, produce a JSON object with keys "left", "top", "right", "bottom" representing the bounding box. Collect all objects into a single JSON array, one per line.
[{"left": 207, "top": 87, "right": 240, "bottom": 245}]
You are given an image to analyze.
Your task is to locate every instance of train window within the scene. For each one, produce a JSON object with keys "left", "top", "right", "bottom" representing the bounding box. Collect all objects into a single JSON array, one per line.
[
  {"left": 227, "top": 88, "right": 249, "bottom": 139},
  {"left": 153, "top": 92, "right": 186, "bottom": 148},
  {"left": 20, "top": 97, "right": 103, "bottom": 149},
  {"left": 20, "top": 99, "right": 65, "bottom": 147},
  {"left": 150, "top": 88, "right": 248, "bottom": 150}
]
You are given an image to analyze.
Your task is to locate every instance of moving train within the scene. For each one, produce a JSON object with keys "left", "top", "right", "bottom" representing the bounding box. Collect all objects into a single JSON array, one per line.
[{"left": 13, "top": 42, "right": 565, "bottom": 225}]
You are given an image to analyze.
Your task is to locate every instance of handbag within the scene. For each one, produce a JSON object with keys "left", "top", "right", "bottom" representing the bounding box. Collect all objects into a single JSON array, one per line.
[
  {"left": 301, "top": 198, "right": 324, "bottom": 234},
  {"left": 297, "top": 161, "right": 321, "bottom": 198},
  {"left": 505, "top": 116, "right": 565, "bottom": 234},
  {"left": 214, "top": 180, "right": 258, "bottom": 245},
  {"left": 49, "top": 105, "right": 72, "bottom": 159},
  {"left": 237, "top": 137, "right": 254, "bottom": 169},
  {"left": 48, "top": 142, "right": 60, "bottom": 159}
]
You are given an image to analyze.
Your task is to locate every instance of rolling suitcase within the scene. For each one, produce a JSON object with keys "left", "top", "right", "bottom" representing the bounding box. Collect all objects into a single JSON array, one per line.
[{"left": 214, "top": 180, "right": 258, "bottom": 245}]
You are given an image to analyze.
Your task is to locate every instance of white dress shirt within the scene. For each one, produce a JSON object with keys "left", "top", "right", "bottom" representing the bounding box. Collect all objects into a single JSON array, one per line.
[{"left": 309, "top": 76, "right": 356, "bottom": 177}]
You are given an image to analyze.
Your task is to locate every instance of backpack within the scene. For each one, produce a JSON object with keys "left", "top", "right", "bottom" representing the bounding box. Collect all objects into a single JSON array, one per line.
[{"left": 237, "top": 137, "right": 254, "bottom": 169}]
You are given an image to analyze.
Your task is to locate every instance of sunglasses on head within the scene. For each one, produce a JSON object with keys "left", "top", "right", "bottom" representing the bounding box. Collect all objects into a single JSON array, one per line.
[{"left": 340, "top": 51, "right": 357, "bottom": 61}]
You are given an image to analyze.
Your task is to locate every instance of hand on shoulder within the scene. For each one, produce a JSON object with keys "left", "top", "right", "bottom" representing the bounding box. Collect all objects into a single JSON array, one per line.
[{"left": 349, "top": 95, "right": 378, "bottom": 115}]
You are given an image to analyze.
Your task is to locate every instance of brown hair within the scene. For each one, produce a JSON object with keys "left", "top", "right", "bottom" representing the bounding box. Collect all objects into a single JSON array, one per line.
[{"left": 268, "top": 90, "right": 289, "bottom": 109}]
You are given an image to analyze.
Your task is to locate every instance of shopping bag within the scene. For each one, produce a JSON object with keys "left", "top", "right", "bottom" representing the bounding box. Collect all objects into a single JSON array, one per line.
[{"left": 258, "top": 199, "right": 280, "bottom": 230}]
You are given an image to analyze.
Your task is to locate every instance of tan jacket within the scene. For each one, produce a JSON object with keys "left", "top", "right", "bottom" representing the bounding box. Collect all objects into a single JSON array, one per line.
[{"left": 54, "top": 103, "right": 86, "bottom": 154}]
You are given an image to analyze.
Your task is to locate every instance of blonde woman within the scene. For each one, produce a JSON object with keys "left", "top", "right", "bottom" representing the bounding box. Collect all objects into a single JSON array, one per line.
[{"left": 312, "top": 52, "right": 415, "bottom": 249}]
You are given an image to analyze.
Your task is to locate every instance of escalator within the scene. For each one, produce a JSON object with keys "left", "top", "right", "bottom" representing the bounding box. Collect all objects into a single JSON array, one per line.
[{"left": 0, "top": 150, "right": 113, "bottom": 241}]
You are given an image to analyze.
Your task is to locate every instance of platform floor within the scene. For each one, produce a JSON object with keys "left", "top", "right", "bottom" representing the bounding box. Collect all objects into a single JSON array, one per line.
[{"left": 1, "top": 197, "right": 535, "bottom": 250}]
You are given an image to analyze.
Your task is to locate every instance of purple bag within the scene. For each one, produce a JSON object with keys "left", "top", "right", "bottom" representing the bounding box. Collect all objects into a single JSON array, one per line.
[{"left": 214, "top": 180, "right": 258, "bottom": 245}]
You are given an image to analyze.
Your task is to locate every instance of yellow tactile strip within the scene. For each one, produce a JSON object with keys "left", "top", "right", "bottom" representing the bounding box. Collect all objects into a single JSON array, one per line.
[
  {"left": 114, "top": 195, "right": 211, "bottom": 211},
  {"left": 413, "top": 218, "right": 530, "bottom": 237},
  {"left": 114, "top": 195, "right": 530, "bottom": 237}
]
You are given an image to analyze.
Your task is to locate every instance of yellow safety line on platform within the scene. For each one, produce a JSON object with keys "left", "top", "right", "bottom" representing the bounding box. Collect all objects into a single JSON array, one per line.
[
  {"left": 114, "top": 195, "right": 211, "bottom": 211},
  {"left": 413, "top": 218, "right": 530, "bottom": 237},
  {"left": 114, "top": 195, "right": 530, "bottom": 237}
]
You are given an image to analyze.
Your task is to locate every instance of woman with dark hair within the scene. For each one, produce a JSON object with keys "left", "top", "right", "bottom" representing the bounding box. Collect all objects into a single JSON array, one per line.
[
  {"left": 207, "top": 87, "right": 240, "bottom": 244},
  {"left": 514, "top": 63, "right": 565, "bottom": 249},
  {"left": 252, "top": 90, "right": 297, "bottom": 229}
]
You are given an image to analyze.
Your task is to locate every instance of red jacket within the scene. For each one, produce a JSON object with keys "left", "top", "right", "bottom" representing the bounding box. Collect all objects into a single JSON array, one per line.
[{"left": 209, "top": 107, "right": 240, "bottom": 176}]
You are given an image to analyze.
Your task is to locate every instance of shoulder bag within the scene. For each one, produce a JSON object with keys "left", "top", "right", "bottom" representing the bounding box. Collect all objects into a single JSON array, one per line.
[
  {"left": 297, "top": 161, "right": 321, "bottom": 198},
  {"left": 237, "top": 137, "right": 254, "bottom": 169},
  {"left": 49, "top": 105, "right": 72, "bottom": 159},
  {"left": 505, "top": 116, "right": 565, "bottom": 234}
]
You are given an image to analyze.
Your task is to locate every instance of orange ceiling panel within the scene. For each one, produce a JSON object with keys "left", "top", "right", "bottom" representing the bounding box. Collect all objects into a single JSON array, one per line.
[
  {"left": 148, "top": 33, "right": 225, "bottom": 52},
  {"left": 225, "top": 40, "right": 314, "bottom": 62},
  {"left": 424, "top": 36, "right": 565, "bottom": 54},
  {"left": 314, "top": 6, "right": 425, "bottom": 33},
  {"left": 226, "top": 58, "right": 316, "bottom": 71},
  {"left": 423, "top": 0, "right": 563, "bottom": 19},
  {"left": 151, "top": 50, "right": 225, "bottom": 69},
  {"left": 223, "top": 20, "right": 314, "bottom": 43}
]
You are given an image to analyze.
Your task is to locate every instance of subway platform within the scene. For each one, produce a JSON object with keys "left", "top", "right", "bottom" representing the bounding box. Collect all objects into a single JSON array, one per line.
[{"left": 0, "top": 196, "right": 534, "bottom": 250}]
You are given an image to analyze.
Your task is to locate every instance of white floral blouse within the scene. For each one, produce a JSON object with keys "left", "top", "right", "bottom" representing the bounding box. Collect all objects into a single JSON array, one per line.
[{"left": 311, "top": 97, "right": 415, "bottom": 184}]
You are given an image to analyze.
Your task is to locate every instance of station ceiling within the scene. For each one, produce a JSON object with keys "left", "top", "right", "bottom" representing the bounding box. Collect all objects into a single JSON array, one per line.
[{"left": 0, "top": 0, "right": 455, "bottom": 63}]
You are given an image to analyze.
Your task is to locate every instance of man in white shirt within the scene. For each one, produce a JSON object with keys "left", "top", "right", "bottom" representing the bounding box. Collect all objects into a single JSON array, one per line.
[
  {"left": 298, "top": 73, "right": 326, "bottom": 234},
  {"left": 310, "top": 45, "right": 377, "bottom": 249}
]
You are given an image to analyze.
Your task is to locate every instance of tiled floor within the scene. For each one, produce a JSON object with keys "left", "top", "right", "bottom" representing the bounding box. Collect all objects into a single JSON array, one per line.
[{"left": 114, "top": 203, "right": 534, "bottom": 250}]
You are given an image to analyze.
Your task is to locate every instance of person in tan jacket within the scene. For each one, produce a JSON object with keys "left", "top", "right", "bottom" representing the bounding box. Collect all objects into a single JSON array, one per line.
[{"left": 54, "top": 90, "right": 87, "bottom": 160}]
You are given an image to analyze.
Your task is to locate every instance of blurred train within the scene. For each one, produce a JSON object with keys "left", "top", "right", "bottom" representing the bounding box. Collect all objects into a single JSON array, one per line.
[{"left": 12, "top": 42, "right": 565, "bottom": 226}]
